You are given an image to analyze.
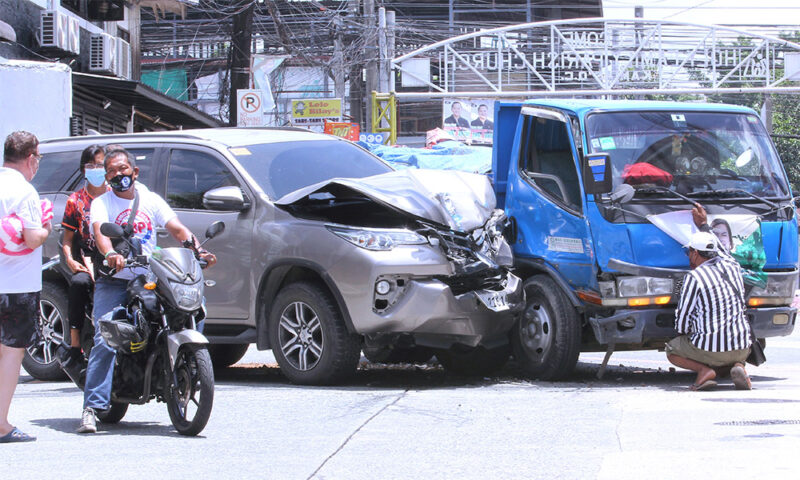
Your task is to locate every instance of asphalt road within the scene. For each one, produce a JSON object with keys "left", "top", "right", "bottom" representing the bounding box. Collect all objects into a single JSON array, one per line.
[{"left": 4, "top": 330, "right": 800, "bottom": 479}]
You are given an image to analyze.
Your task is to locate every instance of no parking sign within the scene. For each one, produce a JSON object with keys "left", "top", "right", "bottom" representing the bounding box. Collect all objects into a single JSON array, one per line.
[{"left": 237, "top": 89, "right": 265, "bottom": 126}]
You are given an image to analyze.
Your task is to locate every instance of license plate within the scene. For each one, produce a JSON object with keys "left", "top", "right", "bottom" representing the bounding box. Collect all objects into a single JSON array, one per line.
[{"left": 477, "top": 290, "right": 510, "bottom": 312}]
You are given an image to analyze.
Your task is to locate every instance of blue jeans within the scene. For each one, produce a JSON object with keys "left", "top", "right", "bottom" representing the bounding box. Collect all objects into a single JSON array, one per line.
[{"left": 83, "top": 277, "right": 128, "bottom": 410}]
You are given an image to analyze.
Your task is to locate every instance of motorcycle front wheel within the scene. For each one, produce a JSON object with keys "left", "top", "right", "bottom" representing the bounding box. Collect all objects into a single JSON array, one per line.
[{"left": 165, "top": 345, "right": 214, "bottom": 436}]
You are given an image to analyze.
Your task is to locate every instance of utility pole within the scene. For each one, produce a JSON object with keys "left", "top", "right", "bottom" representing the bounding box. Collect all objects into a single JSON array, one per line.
[
  {"left": 364, "top": 0, "right": 377, "bottom": 127},
  {"left": 346, "top": 0, "right": 362, "bottom": 124},
  {"left": 333, "top": 15, "right": 346, "bottom": 105},
  {"left": 229, "top": 0, "right": 255, "bottom": 126},
  {"left": 387, "top": 10, "right": 395, "bottom": 92}
]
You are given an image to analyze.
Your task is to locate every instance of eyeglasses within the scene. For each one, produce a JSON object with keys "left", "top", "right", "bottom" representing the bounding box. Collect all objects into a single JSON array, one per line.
[{"left": 31, "top": 152, "right": 42, "bottom": 161}]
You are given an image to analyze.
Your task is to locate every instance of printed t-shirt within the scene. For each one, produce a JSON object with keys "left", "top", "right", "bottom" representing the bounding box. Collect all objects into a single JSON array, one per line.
[
  {"left": 0, "top": 167, "right": 43, "bottom": 293},
  {"left": 90, "top": 183, "right": 176, "bottom": 280},
  {"left": 62, "top": 187, "right": 104, "bottom": 261}
]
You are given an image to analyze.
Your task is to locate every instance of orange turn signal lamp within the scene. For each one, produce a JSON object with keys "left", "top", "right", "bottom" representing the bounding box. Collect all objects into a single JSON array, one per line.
[
  {"left": 577, "top": 291, "right": 672, "bottom": 307},
  {"left": 144, "top": 282, "right": 157, "bottom": 290}
]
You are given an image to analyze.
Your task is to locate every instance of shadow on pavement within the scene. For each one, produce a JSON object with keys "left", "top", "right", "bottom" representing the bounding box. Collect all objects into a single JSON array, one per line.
[{"left": 30, "top": 417, "right": 198, "bottom": 437}]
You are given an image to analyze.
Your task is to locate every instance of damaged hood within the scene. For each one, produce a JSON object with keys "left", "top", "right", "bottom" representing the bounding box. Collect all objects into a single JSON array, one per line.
[{"left": 275, "top": 169, "right": 497, "bottom": 232}]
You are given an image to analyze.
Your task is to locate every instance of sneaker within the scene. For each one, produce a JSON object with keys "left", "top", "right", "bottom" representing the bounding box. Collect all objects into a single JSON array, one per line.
[
  {"left": 77, "top": 407, "right": 97, "bottom": 434},
  {"left": 731, "top": 363, "right": 752, "bottom": 390}
]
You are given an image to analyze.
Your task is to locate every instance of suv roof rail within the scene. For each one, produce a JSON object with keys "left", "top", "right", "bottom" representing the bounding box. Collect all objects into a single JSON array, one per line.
[{"left": 40, "top": 126, "right": 318, "bottom": 144}]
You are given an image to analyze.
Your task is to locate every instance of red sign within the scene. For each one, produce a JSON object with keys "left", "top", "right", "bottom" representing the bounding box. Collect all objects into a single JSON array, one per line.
[{"left": 324, "top": 121, "right": 360, "bottom": 141}]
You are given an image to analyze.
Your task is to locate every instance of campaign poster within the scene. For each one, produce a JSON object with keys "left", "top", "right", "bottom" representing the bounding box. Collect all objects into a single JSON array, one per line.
[
  {"left": 442, "top": 99, "right": 472, "bottom": 142},
  {"left": 468, "top": 99, "right": 495, "bottom": 144}
]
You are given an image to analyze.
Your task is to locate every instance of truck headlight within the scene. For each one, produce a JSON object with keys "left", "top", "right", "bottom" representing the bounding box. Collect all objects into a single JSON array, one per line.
[
  {"left": 616, "top": 276, "right": 673, "bottom": 297},
  {"left": 748, "top": 274, "right": 797, "bottom": 306},
  {"left": 326, "top": 226, "right": 427, "bottom": 251}
]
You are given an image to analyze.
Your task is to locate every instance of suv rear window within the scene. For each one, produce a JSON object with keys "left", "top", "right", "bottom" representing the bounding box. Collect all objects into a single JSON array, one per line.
[{"left": 229, "top": 140, "right": 392, "bottom": 199}]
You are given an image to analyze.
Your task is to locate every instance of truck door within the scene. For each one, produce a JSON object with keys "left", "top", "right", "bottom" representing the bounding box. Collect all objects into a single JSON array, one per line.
[
  {"left": 160, "top": 146, "right": 254, "bottom": 321},
  {"left": 507, "top": 108, "right": 596, "bottom": 289}
]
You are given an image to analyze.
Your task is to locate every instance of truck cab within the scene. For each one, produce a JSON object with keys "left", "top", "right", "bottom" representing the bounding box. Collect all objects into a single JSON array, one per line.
[{"left": 493, "top": 99, "right": 798, "bottom": 379}]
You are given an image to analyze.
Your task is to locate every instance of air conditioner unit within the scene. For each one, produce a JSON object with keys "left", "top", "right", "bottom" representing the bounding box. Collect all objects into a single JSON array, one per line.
[
  {"left": 40, "top": 10, "right": 79, "bottom": 54},
  {"left": 116, "top": 39, "right": 131, "bottom": 79},
  {"left": 89, "top": 33, "right": 117, "bottom": 74},
  {"left": 66, "top": 16, "right": 80, "bottom": 55}
]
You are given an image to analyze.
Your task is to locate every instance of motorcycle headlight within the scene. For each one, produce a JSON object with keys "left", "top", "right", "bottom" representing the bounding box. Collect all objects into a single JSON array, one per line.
[
  {"left": 326, "top": 226, "right": 427, "bottom": 251},
  {"left": 173, "top": 283, "right": 201, "bottom": 309},
  {"left": 616, "top": 276, "right": 673, "bottom": 297}
]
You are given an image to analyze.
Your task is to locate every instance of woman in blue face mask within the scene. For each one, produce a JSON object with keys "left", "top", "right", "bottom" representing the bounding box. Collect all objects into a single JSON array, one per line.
[{"left": 56, "top": 144, "right": 108, "bottom": 375}]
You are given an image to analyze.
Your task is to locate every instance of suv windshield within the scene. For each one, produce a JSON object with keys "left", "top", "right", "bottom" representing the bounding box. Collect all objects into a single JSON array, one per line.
[
  {"left": 585, "top": 111, "right": 789, "bottom": 198},
  {"left": 229, "top": 139, "right": 393, "bottom": 199}
]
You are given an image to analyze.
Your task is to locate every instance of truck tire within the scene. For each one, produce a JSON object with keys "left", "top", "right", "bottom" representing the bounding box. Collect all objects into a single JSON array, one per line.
[
  {"left": 436, "top": 345, "right": 511, "bottom": 376},
  {"left": 208, "top": 343, "right": 250, "bottom": 369},
  {"left": 268, "top": 282, "right": 360, "bottom": 385},
  {"left": 512, "top": 275, "right": 580, "bottom": 380},
  {"left": 22, "top": 281, "right": 69, "bottom": 381}
]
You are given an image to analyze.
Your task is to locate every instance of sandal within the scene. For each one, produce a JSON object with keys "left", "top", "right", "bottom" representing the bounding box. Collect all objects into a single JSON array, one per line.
[
  {"left": 730, "top": 364, "right": 752, "bottom": 390},
  {"left": 690, "top": 380, "right": 718, "bottom": 391},
  {"left": 0, "top": 427, "right": 36, "bottom": 443}
]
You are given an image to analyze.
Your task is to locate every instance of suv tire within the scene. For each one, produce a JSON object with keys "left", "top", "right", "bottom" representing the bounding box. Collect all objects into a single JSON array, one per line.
[
  {"left": 268, "top": 282, "right": 360, "bottom": 385},
  {"left": 22, "top": 281, "right": 69, "bottom": 381}
]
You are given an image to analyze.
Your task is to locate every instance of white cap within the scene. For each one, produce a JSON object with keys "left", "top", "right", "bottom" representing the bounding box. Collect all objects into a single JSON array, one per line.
[{"left": 685, "top": 231, "right": 719, "bottom": 253}]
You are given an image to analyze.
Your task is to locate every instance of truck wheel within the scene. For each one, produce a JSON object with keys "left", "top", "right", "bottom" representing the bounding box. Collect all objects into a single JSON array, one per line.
[
  {"left": 512, "top": 275, "right": 580, "bottom": 380},
  {"left": 436, "top": 345, "right": 510, "bottom": 376},
  {"left": 268, "top": 282, "right": 360, "bottom": 385},
  {"left": 208, "top": 344, "right": 250, "bottom": 368},
  {"left": 22, "top": 282, "right": 69, "bottom": 381}
]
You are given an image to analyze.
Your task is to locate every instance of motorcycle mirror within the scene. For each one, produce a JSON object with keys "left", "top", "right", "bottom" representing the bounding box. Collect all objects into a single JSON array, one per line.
[
  {"left": 205, "top": 221, "right": 225, "bottom": 240},
  {"left": 100, "top": 222, "right": 125, "bottom": 239},
  {"left": 610, "top": 183, "right": 635, "bottom": 204}
]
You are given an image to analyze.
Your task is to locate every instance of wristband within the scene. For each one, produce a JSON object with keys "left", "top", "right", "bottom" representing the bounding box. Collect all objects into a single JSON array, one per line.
[{"left": 104, "top": 250, "right": 118, "bottom": 259}]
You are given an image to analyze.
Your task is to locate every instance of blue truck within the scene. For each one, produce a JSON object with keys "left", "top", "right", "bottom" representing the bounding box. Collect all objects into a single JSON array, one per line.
[{"left": 492, "top": 99, "right": 798, "bottom": 379}]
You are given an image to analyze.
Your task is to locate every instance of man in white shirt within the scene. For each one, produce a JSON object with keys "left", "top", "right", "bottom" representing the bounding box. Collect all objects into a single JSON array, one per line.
[
  {"left": 0, "top": 131, "right": 51, "bottom": 443},
  {"left": 78, "top": 147, "right": 216, "bottom": 433}
]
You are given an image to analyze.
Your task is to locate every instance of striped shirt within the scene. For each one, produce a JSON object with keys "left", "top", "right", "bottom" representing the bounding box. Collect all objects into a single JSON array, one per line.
[{"left": 675, "top": 251, "right": 752, "bottom": 352}]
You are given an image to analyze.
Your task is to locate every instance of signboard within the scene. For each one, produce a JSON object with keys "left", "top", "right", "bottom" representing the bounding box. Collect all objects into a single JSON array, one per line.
[
  {"left": 442, "top": 99, "right": 495, "bottom": 144},
  {"left": 359, "top": 132, "right": 389, "bottom": 145},
  {"left": 236, "top": 89, "right": 265, "bottom": 127},
  {"left": 392, "top": 20, "right": 800, "bottom": 94},
  {"left": 291, "top": 99, "right": 342, "bottom": 131},
  {"left": 324, "top": 121, "right": 360, "bottom": 142}
]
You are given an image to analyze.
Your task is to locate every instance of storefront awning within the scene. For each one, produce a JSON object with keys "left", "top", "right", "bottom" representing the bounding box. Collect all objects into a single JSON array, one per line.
[{"left": 72, "top": 72, "right": 223, "bottom": 129}]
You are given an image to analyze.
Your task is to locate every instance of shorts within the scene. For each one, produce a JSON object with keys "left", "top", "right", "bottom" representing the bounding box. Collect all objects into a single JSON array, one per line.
[
  {"left": 0, "top": 291, "right": 40, "bottom": 348},
  {"left": 665, "top": 334, "right": 750, "bottom": 368}
]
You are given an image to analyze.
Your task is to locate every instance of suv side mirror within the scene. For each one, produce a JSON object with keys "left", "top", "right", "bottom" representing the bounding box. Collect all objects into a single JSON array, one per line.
[{"left": 203, "top": 186, "right": 250, "bottom": 211}]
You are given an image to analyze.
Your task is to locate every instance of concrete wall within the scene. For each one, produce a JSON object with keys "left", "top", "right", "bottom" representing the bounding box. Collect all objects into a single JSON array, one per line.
[{"left": 0, "top": 60, "right": 72, "bottom": 141}]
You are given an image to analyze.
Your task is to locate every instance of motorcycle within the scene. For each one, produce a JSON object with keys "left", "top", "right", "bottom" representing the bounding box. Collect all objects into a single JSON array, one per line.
[{"left": 71, "top": 220, "right": 224, "bottom": 436}]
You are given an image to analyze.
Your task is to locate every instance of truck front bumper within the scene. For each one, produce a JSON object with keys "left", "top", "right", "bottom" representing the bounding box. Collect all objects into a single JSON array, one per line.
[{"left": 588, "top": 306, "right": 797, "bottom": 345}]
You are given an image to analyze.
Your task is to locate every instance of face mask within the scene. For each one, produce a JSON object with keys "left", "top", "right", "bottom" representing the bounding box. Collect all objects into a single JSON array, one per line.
[
  {"left": 85, "top": 168, "right": 106, "bottom": 187},
  {"left": 109, "top": 174, "right": 134, "bottom": 192}
]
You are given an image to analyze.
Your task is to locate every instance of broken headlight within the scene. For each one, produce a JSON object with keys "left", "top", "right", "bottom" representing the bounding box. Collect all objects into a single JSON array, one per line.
[
  {"left": 327, "top": 225, "right": 427, "bottom": 251},
  {"left": 616, "top": 276, "right": 673, "bottom": 297}
]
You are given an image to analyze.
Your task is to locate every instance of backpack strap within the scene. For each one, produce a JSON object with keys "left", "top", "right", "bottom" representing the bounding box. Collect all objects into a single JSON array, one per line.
[{"left": 123, "top": 191, "right": 139, "bottom": 237}]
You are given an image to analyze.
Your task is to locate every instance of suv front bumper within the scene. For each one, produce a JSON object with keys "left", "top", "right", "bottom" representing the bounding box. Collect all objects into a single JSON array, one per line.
[
  {"left": 588, "top": 306, "right": 797, "bottom": 345},
  {"left": 355, "top": 272, "right": 524, "bottom": 348}
]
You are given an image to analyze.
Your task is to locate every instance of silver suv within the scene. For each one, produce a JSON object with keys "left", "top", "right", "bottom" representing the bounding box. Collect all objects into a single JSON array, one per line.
[{"left": 27, "top": 128, "right": 523, "bottom": 385}]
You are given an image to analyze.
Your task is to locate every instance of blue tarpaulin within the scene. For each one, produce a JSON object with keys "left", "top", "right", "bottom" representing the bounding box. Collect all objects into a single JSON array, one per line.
[{"left": 357, "top": 140, "right": 493, "bottom": 174}]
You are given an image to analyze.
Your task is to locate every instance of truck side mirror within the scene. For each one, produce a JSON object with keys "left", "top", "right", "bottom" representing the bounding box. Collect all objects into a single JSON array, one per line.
[{"left": 583, "top": 153, "right": 612, "bottom": 194}]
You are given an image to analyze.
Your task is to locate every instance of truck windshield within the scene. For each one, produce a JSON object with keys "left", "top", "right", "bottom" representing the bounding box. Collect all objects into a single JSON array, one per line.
[
  {"left": 229, "top": 139, "right": 393, "bottom": 199},
  {"left": 585, "top": 111, "right": 789, "bottom": 198}
]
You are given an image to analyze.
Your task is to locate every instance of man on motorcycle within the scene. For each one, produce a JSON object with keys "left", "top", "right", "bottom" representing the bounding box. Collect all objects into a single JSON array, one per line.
[{"left": 78, "top": 147, "right": 216, "bottom": 434}]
